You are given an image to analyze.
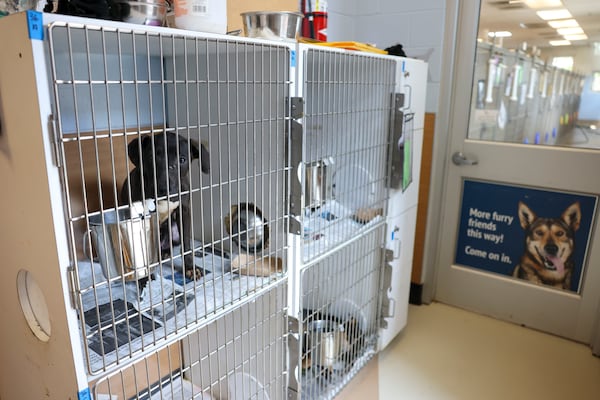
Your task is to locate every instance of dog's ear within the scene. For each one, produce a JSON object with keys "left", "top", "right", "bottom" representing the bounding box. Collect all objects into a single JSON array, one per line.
[
  {"left": 127, "top": 135, "right": 151, "bottom": 167},
  {"left": 127, "top": 137, "right": 141, "bottom": 166},
  {"left": 518, "top": 201, "right": 536, "bottom": 230},
  {"left": 562, "top": 201, "right": 581, "bottom": 232},
  {"left": 200, "top": 143, "right": 210, "bottom": 174},
  {"left": 188, "top": 139, "right": 200, "bottom": 160},
  {"left": 188, "top": 139, "right": 210, "bottom": 174}
]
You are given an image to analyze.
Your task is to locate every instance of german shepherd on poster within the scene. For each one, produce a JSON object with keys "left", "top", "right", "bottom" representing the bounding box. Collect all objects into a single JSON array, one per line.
[{"left": 513, "top": 201, "right": 581, "bottom": 290}]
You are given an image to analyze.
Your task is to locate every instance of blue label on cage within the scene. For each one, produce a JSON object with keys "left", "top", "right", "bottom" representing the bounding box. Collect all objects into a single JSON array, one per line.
[
  {"left": 402, "top": 61, "right": 406, "bottom": 72},
  {"left": 291, "top": 50, "right": 297, "bottom": 67},
  {"left": 26, "top": 11, "right": 43, "bottom": 41},
  {"left": 78, "top": 388, "right": 91, "bottom": 400}
]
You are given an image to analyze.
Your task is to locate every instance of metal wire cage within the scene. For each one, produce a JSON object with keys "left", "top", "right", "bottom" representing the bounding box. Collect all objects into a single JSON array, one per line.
[
  {"left": 299, "top": 48, "right": 396, "bottom": 262},
  {"left": 299, "top": 225, "right": 386, "bottom": 399},
  {"left": 93, "top": 281, "right": 288, "bottom": 399},
  {"left": 47, "top": 22, "right": 291, "bottom": 375}
]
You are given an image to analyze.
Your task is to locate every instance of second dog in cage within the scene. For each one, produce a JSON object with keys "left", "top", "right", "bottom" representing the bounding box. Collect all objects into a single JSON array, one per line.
[{"left": 120, "top": 132, "right": 210, "bottom": 282}]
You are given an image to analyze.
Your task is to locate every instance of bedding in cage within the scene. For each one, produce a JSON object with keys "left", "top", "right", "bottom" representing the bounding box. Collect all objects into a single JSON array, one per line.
[
  {"left": 92, "top": 281, "right": 289, "bottom": 400},
  {"left": 47, "top": 23, "right": 292, "bottom": 373},
  {"left": 297, "top": 47, "right": 397, "bottom": 262}
]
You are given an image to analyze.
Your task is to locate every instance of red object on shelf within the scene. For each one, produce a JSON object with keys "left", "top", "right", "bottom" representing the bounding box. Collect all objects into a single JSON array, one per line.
[{"left": 302, "top": 11, "right": 328, "bottom": 41}]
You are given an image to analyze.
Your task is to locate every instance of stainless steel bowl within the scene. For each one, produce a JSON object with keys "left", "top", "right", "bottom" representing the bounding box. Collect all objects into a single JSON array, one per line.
[
  {"left": 305, "top": 320, "right": 346, "bottom": 368},
  {"left": 241, "top": 11, "right": 303, "bottom": 42},
  {"left": 229, "top": 203, "right": 270, "bottom": 253},
  {"left": 120, "top": 0, "right": 168, "bottom": 26}
]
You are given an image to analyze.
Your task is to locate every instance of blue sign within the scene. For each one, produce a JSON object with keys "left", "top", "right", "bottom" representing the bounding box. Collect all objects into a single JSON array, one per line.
[
  {"left": 455, "top": 180, "right": 597, "bottom": 292},
  {"left": 27, "top": 11, "right": 44, "bottom": 41}
]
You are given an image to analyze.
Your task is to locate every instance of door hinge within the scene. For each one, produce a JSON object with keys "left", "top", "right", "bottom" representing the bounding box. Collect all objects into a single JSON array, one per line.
[
  {"left": 288, "top": 97, "right": 303, "bottom": 120},
  {"left": 287, "top": 316, "right": 300, "bottom": 399},
  {"left": 288, "top": 119, "right": 303, "bottom": 221},
  {"left": 67, "top": 265, "right": 80, "bottom": 311},
  {"left": 48, "top": 114, "right": 63, "bottom": 168}
]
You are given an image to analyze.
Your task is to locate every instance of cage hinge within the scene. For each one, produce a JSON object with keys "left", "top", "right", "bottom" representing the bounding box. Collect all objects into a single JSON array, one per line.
[
  {"left": 288, "top": 216, "right": 301, "bottom": 235},
  {"left": 288, "top": 97, "right": 303, "bottom": 120},
  {"left": 48, "top": 114, "right": 63, "bottom": 168},
  {"left": 286, "top": 316, "right": 300, "bottom": 399},
  {"left": 379, "top": 248, "right": 395, "bottom": 328},
  {"left": 288, "top": 119, "right": 303, "bottom": 222},
  {"left": 387, "top": 93, "right": 405, "bottom": 189},
  {"left": 66, "top": 265, "right": 80, "bottom": 311}
]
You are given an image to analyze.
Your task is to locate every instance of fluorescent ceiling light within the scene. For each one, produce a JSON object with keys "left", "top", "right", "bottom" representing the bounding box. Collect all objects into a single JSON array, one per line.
[
  {"left": 564, "top": 34, "right": 588, "bottom": 41},
  {"left": 488, "top": 31, "right": 513, "bottom": 38},
  {"left": 548, "top": 19, "right": 579, "bottom": 28},
  {"left": 550, "top": 40, "right": 571, "bottom": 46},
  {"left": 537, "top": 9, "right": 572, "bottom": 20},
  {"left": 557, "top": 27, "right": 584, "bottom": 35},
  {"left": 525, "top": 0, "right": 563, "bottom": 8}
]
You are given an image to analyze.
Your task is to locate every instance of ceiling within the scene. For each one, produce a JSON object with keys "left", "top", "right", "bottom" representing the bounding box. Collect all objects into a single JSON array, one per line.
[{"left": 479, "top": 0, "right": 600, "bottom": 50}]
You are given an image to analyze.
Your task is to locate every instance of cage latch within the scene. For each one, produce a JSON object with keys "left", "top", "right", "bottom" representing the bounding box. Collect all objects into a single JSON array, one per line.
[
  {"left": 387, "top": 93, "right": 405, "bottom": 189},
  {"left": 379, "top": 248, "right": 395, "bottom": 327}
]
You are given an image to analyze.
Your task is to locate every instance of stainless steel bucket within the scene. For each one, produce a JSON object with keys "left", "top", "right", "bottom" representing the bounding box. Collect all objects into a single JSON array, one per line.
[
  {"left": 305, "top": 158, "right": 333, "bottom": 209},
  {"left": 306, "top": 319, "right": 346, "bottom": 368},
  {"left": 86, "top": 206, "right": 159, "bottom": 281}
]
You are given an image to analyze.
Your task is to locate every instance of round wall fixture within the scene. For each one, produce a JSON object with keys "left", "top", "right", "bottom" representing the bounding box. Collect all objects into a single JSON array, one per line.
[{"left": 17, "top": 270, "right": 51, "bottom": 342}]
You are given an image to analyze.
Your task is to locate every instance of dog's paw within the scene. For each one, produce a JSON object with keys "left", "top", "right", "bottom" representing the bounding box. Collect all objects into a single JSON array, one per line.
[{"left": 184, "top": 265, "right": 204, "bottom": 281}]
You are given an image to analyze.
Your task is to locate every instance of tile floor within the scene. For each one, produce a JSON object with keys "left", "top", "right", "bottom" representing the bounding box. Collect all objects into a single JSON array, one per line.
[{"left": 378, "top": 302, "right": 600, "bottom": 400}]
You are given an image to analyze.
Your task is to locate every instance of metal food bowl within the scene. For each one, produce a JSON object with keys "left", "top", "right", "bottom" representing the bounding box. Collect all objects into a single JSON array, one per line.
[
  {"left": 226, "top": 203, "right": 270, "bottom": 254},
  {"left": 240, "top": 11, "right": 302, "bottom": 42},
  {"left": 305, "top": 319, "right": 346, "bottom": 369},
  {"left": 119, "top": 0, "right": 168, "bottom": 26}
]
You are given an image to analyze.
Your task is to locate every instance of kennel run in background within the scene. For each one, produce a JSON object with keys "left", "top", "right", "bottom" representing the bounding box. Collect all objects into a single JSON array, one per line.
[
  {"left": 0, "top": 11, "right": 426, "bottom": 400},
  {"left": 469, "top": 42, "right": 585, "bottom": 145}
]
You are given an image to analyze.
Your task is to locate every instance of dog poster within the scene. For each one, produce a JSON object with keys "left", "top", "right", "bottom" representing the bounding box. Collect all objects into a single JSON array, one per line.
[{"left": 455, "top": 180, "right": 597, "bottom": 293}]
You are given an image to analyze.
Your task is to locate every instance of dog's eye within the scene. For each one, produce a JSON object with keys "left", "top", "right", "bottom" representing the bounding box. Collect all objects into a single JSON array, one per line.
[
  {"left": 179, "top": 157, "right": 186, "bottom": 165},
  {"left": 556, "top": 231, "right": 564, "bottom": 237},
  {"left": 534, "top": 229, "right": 544, "bottom": 237}
]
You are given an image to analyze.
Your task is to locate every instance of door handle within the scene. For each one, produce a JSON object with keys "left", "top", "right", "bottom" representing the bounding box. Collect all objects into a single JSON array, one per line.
[{"left": 452, "top": 152, "right": 478, "bottom": 166}]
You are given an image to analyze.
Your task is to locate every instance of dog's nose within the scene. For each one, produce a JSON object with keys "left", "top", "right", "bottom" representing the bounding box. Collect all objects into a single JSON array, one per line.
[{"left": 545, "top": 244, "right": 559, "bottom": 255}]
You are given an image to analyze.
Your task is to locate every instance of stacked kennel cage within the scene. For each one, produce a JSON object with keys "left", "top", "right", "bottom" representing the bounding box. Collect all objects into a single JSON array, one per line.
[
  {"left": 1, "top": 11, "right": 293, "bottom": 399},
  {"left": 0, "top": 11, "right": 427, "bottom": 400},
  {"left": 288, "top": 44, "right": 427, "bottom": 399}
]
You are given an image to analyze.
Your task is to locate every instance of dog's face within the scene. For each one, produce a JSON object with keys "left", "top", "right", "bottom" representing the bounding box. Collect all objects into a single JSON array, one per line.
[
  {"left": 518, "top": 201, "right": 581, "bottom": 280},
  {"left": 128, "top": 133, "right": 210, "bottom": 198}
]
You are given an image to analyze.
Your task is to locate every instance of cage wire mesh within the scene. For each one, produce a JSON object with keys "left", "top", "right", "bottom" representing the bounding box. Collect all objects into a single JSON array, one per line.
[
  {"left": 300, "top": 48, "right": 396, "bottom": 262},
  {"left": 299, "top": 225, "right": 386, "bottom": 399},
  {"left": 48, "top": 22, "right": 291, "bottom": 375},
  {"left": 93, "top": 281, "right": 288, "bottom": 400}
]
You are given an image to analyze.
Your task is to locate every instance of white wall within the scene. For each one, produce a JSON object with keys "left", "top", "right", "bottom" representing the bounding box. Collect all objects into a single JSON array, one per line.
[{"left": 327, "top": 0, "right": 448, "bottom": 113}]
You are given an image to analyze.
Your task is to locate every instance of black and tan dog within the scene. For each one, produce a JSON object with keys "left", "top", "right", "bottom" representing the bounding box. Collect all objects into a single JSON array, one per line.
[
  {"left": 120, "top": 132, "right": 210, "bottom": 281},
  {"left": 513, "top": 201, "right": 581, "bottom": 289}
]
